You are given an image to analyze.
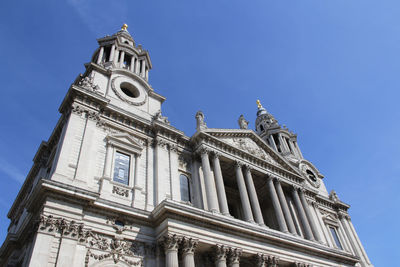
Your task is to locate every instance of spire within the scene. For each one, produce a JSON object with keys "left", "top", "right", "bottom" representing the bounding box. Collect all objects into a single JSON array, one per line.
[{"left": 256, "top": 99, "right": 268, "bottom": 116}]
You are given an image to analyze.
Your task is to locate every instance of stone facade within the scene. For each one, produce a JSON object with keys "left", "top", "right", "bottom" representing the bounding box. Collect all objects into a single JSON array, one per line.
[{"left": 0, "top": 25, "right": 373, "bottom": 267}]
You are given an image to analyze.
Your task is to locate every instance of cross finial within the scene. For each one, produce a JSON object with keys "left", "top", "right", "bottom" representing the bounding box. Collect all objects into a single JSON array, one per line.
[
  {"left": 256, "top": 99, "right": 262, "bottom": 109},
  {"left": 121, "top": 24, "right": 128, "bottom": 31}
]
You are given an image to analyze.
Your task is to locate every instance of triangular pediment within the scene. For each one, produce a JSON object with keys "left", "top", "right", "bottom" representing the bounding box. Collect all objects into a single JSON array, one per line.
[
  {"left": 203, "top": 129, "right": 301, "bottom": 175},
  {"left": 106, "top": 133, "right": 143, "bottom": 154}
]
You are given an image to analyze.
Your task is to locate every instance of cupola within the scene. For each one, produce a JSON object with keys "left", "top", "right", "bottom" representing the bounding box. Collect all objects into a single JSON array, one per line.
[
  {"left": 91, "top": 24, "right": 152, "bottom": 82},
  {"left": 255, "top": 100, "right": 303, "bottom": 160}
]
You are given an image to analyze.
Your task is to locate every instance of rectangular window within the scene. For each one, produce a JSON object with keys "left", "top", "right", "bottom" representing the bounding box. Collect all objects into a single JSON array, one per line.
[
  {"left": 113, "top": 152, "right": 130, "bottom": 185},
  {"left": 329, "top": 226, "right": 343, "bottom": 249}
]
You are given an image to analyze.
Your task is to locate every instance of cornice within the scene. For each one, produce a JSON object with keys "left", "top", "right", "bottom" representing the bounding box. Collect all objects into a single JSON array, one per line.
[{"left": 151, "top": 200, "right": 359, "bottom": 265}]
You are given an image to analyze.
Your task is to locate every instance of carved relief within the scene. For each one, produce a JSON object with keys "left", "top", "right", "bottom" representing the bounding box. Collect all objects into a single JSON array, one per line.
[
  {"left": 77, "top": 74, "right": 101, "bottom": 94},
  {"left": 256, "top": 253, "right": 279, "bottom": 267},
  {"left": 229, "top": 138, "right": 274, "bottom": 164},
  {"left": 228, "top": 247, "right": 242, "bottom": 265},
  {"left": 154, "top": 110, "right": 170, "bottom": 125},
  {"left": 39, "top": 215, "right": 146, "bottom": 267},
  {"left": 214, "top": 244, "right": 229, "bottom": 262},
  {"left": 181, "top": 237, "right": 198, "bottom": 254},
  {"left": 112, "top": 185, "right": 129, "bottom": 197}
]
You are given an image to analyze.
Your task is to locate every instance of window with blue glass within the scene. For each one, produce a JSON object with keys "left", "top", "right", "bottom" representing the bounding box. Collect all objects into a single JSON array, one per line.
[
  {"left": 329, "top": 226, "right": 343, "bottom": 250},
  {"left": 113, "top": 152, "right": 130, "bottom": 185},
  {"left": 179, "top": 174, "right": 191, "bottom": 202}
]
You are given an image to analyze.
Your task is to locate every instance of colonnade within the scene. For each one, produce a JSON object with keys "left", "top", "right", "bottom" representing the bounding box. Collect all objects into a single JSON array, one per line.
[
  {"left": 96, "top": 45, "right": 149, "bottom": 80},
  {"left": 160, "top": 235, "right": 279, "bottom": 267},
  {"left": 199, "top": 148, "right": 321, "bottom": 241}
]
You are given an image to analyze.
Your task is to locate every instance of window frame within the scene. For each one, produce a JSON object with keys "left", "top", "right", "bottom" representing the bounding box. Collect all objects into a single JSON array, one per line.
[
  {"left": 105, "top": 133, "right": 143, "bottom": 189},
  {"left": 178, "top": 172, "right": 192, "bottom": 203}
]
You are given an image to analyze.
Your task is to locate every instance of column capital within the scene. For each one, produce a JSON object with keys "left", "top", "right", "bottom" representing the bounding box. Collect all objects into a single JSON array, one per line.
[
  {"left": 256, "top": 253, "right": 268, "bottom": 267},
  {"left": 212, "top": 151, "right": 221, "bottom": 159},
  {"left": 160, "top": 234, "right": 180, "bottom": 251},
  {"left": 199, "top": 147, "right": 211, "bottom": 156},
  {"left": 266, "top": 256, "right": 279, "bottom": 267},
  {"left": 244, "top": 164, "right": 253, "bottom": 172},
  {"left": 292, "top": 185, "right": 301, "bottom": 192},
  {"left": 214, "top": 244, "right": 229, "bottom": 261},
  {"left": 228, "top": 247, "right": 242, "bottom": 264},
  {"left": 181, "top": 237, "right": 198, "bottom": 254},
  {"left": 234, "top": 160, "right": 243, "bottom": 169}
]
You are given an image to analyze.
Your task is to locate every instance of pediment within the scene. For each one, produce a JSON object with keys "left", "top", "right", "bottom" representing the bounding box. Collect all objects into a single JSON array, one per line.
[
  {"left": 204, "top": 129, "right": 301, "bottom": 175},
  {"left": 106, "top": 133, "right": 143, "bottom": 154}
]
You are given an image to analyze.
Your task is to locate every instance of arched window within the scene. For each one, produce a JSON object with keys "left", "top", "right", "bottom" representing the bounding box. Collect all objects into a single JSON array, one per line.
[{"left": 179, "top": 174, "right": 191, "bottom": 202}]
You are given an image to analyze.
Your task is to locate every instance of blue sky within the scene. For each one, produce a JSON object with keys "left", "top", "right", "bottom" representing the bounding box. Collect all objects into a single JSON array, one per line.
[{"left": 0, "top": 0, "right": 398, "bottom": 265}]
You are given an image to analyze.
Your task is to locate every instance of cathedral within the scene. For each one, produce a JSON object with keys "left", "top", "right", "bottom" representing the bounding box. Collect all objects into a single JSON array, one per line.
[{"left": 0, "top": 25, "right": 373, "bottom": 267}]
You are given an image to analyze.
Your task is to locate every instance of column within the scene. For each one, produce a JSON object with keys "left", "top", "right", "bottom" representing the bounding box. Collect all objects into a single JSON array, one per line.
[
  {"left": 96, "top": 46, "right": 104, "bottom": 64},
  {"left": 103, "top": 144, "right": 113, "bottom": 178},
  {"left": 299, "top": 190, "right": 322, "bottom": 242},
  {"left": 119, "top": 51, "right": 125, "bottom": 68},
  {"left": 130, "top": 57, "right": 136, "bottom": 72},
  {"left": 145, "top": 68, "right": 149, "bottom": 80},
  {"left": 345, "top": 216, "right": 372, "bottom": 264},
  {"left": 113, "top": 49, "right": 120, "bottom": 65},
  {"left": 212, "top": 153, "right": 230, "bottom": 215},
  {"left": 274, "top": 179, "right": 296, "bottom": 234},
  {"left": 181, "top": 237, "right": 198, "bottom": 267},
  {"left": 135, "top": 58, "right": 140, "bottom": 74},
  {"left": 228, "top": 248, "right": 242, "bottom": 267},
  {"left": 214, "top": 245, "right": 228, "bottom": 267},
  {"left": 200, "top": 149, "right": 219, "bottom": 212},
  {"left": 109, "top": 44, "right": 115, "bottom": 62},
  {"left": 291, "top": 187, "right": 314, "bottom": 240},
  {"left": 162, "top": 235, "right": 179, "bottom": 267},
  {"left": 244, "top": 166, "right": 264, "bottom": 225},
  {"left": 234, "top": 162, "right": 254, "bottom": 222},
  {"left": 268, "top": 135, "right": 278, "bottom": 151},
  {"left": 338, "top": 213, "right": 355, "bottom": 254},
  {"left": 266, "top": 177, "right": 288, "bottom": 232},
  {"left": 141, "top": 60, "right": 146, "bottom": 77}
]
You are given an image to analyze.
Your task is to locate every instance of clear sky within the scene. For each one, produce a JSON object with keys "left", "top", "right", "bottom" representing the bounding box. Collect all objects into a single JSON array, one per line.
[{"left": 0, "top": 0, "right": 398, "bottom": 265}]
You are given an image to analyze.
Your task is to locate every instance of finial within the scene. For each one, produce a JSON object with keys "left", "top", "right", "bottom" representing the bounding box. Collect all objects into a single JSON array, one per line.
[
  {"left": 256, "top": 99, "right": 262, "bottom": 109},
  {"left": 121, "top": 24, "right": 128, "bottom": 31}
]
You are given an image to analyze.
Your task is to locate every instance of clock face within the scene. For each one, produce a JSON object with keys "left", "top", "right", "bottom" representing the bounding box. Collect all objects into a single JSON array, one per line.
[
  {"left": 111, "top": 76, "right": 147, "bottom": 106},
  {"left": 299, "top": 162, "right": 321, "bottom": 188}
]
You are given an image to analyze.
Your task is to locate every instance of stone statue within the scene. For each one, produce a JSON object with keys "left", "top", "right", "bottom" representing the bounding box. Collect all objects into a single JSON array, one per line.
[
  {"left": 195, "top": 111, "right": 207, "bottom": 131},
  {"left": 154, "top": 110, "right": 170, "bottom": 124},
  {"left": 238, "top": 115, "right": 249, "bottom": 129}
]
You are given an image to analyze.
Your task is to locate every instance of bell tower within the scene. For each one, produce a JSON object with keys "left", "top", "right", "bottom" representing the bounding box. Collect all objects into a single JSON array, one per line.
[
  {"left": 255, "top": 100, "right": 303, "bottom": 161},
  {"left": 74, "top": 24, "right": 165, "bottom": 121}
]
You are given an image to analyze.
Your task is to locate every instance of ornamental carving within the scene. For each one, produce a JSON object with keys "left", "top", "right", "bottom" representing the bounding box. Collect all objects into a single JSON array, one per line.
[
  {"left": 38, "top": 215, "right": 147, "bottom": 267},
  {"left": 181, "top": 237, "right": 198, "bottom": 254},
  {"left": 228, "top": 247, "right": 242, "bottom": 264},
  {"left": 154, "top": 110, "right": 170, "bottom": 125},
  {"left": 214, "top": 245, "right": 229, "bottom": 262},
  {"left": 112, "top": 185, "right": 129, "bottom": 197},
  {"left": 85, "top": 237, "right": 143, "bottom": 267},
  {"left": 160, "top": 234, "right": 180, "bottom": 251},
  {"left": 77, "top": 74, "right": 101, "bottom": 94},
  {"left": 39, "top": 215, "right": 87, "bottom": 240},
  {"left": 230, "top": 138, "right": 274, "bottom": 164},
  {"left": 256, "top": 253, "right": 279, "bottom": 267}
]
